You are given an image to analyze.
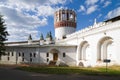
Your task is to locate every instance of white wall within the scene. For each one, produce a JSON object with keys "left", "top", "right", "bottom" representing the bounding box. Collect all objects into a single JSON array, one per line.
[
  {"left": 64, "top": 20, "right": 120, "bottom": 67},
  {"left": 1, "top": 20, "right": 120, "bottom": 67},
  {"left": 55, "top": 27, "right": 75, "bottom": 40}
]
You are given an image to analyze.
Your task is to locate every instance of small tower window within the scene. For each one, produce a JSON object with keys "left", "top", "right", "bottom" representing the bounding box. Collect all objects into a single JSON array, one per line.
[
  {"left": 56, "top": 14, "right": 59, "bottom": 22},
  {"left": 62, "top": 13, "right": 66, "bottom": 20},
  {"left": 69, "top": 14, "right": 74, "bottom": 21},
  {"left": 56, "top": 16, "right": 59, "bottom": 22},
  {"left": 63, "top": 35, "right": 66, "bottom": 39}
]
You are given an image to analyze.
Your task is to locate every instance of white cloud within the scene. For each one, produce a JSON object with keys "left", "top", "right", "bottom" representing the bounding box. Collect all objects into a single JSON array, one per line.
[
  {"left": 106, "top": 7, "right": 120, "bottom": 19},
  {"left": 0, "top": 6, "right": 48, "bottom": 42},
  {"left": 97, "top": 14, "right": 102, "bottom": 18},
  {"left": 78, "top": 5, "right": 86, "bottom": 12},
  {"left": 85, "top": 0, "right": 98, "bottom": 6},
  {"left": 86, "top": 5, "right": 98, "bottom": 14},
  {"left": 79, "top": 0, "right": 99, "bottom": 15},
  {"left": 103, "top": 1, "right": 111, "bottom": 8},
  {"left": 49, "top": 0, "right": 66, "bottom": 5},
  {"left": 2, "top": 0, "right": 48, "bottom": 11},
  {"left": 37, "top": 6, "right": 56, "bottom": 16},
  {"left": 0, "top": 0, "right": 67, "bottom": 42},
  {"left": 70, "top": 0, "right": 73, "bottom": 3},
  {"left": 100, "top": 0, "right": 104, "bottom": 3}
]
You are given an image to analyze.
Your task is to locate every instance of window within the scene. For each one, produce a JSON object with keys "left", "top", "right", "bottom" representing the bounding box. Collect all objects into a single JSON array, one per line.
[
  {"left": 63, "top": 52, "right": 66, "bottom": 57},
  {"left": 19, "top": 52, "right": 21, "bottom": 57},
  {"left": 33, "top": 53, "right": 36, "bottom": 57},
  {"left": 30, "top": 58, "right": 32, "bottom": 62},
  {"left": 56, "top": 16, "right": 59, "bottom": 22},
  {"left": 30, "top": 53, "right": 32, "bottom": 57},
  {"left": 47, "top": 58, "right": 49, "bottom": 62},
  {"left": 11, "top": 52, "right": 14, "bottom": 56},
  {"left": 8, "top": 52, "right": 10, "bottom": 56},
  {"left": 46, "top": 52, "right": 49, "bottom": 57},
  {"left": 69, "top": 13, "right": 74, "bottom": 21},
  {"left": 8, "top": 57, "right": 10, "bottom": 61},
  {"left": 5, "top": 52, "right": 8, "bottom": 55},
  {"left": 22, "top": 58, "right": 24, "bottom": 62},
  {"left": 0, "top": 56, "right": 1, "bottom": 60},
  {"left": 22, "top": 53, "right": 24, "bottom": 57},
  {"left": 62, "top": 13, "right": 66, "bottom": 20}
]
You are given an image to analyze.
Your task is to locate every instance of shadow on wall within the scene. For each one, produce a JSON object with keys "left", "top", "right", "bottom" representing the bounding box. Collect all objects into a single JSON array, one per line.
[
  {"left": 39, "top": 56, "right": 47, "bottom": 64},
  {"left": 59, "top": 54, "right": 76, "bottom": 66},
  {"left": 78, "top": 62, "right": 84, "bottom": 67},
  {"left": 19, "top": 56, "right": 47, "bottom": 66}
]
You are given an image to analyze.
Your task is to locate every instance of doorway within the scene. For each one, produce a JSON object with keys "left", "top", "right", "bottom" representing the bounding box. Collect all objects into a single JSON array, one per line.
[{"left": 53, "top": 53, "right": 58, "bottom": 61}]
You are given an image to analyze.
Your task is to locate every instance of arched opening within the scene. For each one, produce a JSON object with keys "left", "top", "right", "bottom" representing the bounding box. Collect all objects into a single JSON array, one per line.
[
  {"left": 79, "top": 41, "right": 90, "bottom": 61},
  {"left": 49, "top": 49, "right": 59, "bottom": 61},
  {"left": 97, "top": 36, "right": 113, "bottom": 61}
]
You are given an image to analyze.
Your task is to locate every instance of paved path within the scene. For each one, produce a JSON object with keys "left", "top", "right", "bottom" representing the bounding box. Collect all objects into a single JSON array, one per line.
[{"left": 0, "top": 66, "right": 120, "bottom": 80}]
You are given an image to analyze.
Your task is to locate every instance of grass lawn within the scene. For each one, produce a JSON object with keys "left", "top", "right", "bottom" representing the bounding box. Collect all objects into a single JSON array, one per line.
[{"left": 17, "top": 66, "right": 120, "bottom": 76}]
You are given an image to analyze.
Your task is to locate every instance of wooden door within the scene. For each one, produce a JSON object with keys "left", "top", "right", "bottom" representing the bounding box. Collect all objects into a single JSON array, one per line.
[{"left": 53, "top": 53, "right": 58, "bottom": 61}]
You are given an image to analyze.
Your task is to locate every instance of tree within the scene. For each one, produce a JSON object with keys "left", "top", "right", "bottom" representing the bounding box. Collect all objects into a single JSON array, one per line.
[{"left": 0, "top": 15, "right": 9, "bottom": 58}]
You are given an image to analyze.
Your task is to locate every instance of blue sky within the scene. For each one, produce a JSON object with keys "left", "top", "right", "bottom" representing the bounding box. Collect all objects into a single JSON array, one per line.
[{"left": 0, "top": 0, "right": 120, "bottom": 42}]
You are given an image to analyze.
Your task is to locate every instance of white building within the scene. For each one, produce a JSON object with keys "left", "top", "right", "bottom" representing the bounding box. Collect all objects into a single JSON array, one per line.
[{"left": 1, "top": 9, "right": 120, "bottom": 67}]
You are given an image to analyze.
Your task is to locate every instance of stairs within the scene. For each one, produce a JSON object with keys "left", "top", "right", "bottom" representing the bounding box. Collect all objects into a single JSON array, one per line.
[{"left": 49, "top": 61, "right": 56, "bottom": 66}]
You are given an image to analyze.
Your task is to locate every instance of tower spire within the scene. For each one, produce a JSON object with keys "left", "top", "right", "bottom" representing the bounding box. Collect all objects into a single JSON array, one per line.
[
  {"left": 94, "top": 18, "right": 97, "bottom": 25},
  {"left": 40, "top": 33, "right": 44, "bottom": 40},
  {"left": 28, "top": 34, "right": 32, "bottom": 40},
  {"left": 28, "top": 34, "right": 32, "bottom": 45}
]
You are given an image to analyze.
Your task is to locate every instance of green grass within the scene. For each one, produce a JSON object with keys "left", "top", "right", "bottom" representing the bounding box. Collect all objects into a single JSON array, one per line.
[{"left": 17, "top": 66, "right": 120, "bottom": 76}]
